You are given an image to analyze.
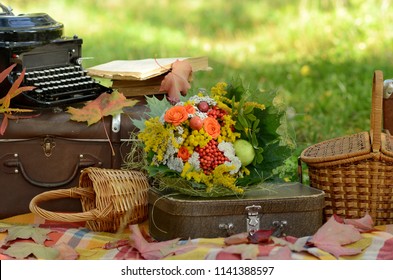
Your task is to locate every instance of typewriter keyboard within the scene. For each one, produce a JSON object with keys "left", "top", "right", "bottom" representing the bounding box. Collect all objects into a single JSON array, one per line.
[{"left": 16, "top": 65, "right": 109, "bottom": 107}]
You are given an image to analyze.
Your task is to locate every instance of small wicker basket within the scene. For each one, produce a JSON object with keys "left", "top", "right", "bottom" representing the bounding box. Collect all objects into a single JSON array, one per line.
[
  {"left": 29, "top": 167, "right": 149, "bottom": 232},
  {"left": 300, "top": 70, "right": 393, "bottom": 225}
]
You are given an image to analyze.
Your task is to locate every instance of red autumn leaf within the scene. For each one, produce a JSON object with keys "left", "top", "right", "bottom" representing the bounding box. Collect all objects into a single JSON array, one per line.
[
  {"left": 128, "top": 224, "right": 195, "bottom": 259},
  {"left": 0, "top": 253, "right": 13, "bottom": 260},
  {"left": 248, "top": 229, "right": 275, "bottom": 244},
  {"left": 216, "top": 251, "right": 242, "bottom": 260},
  {"left": 0, "top": 114, "right": 8, "bottom": 135},
  {"left": 309, "top": 216, "right": 362, "bottom": 258},
  {"left": 224, "top": 229, "right": 275, "bottom": 245},
  {"left": 376, "top": 238, "right": 393, "bottom": 260},
  {"left": 159, "top": 60, "right": 192, "bottom": 104},
  {"left": 67, "top": 91, "right": 138, "bottom": 126},
  {"left": 344, "top": 213, "right": 374, "bottom": 232},
  {"left": 128, "top": 224, "right": 180, "bottom": 259},
  {"left": 103, "top": 239, "right": 130, "bottom": 250},
  {"left": 0, "top": 65, "right": 35, "bottom": 107},
  {"left": 224, "top": 232, "right": 249, "bottom": 245},
  {"left": 0, "top": 63, "right": 18, "bottom": 85},
  {"left": 0, "top": 64, "right": 35, "bottom": 135}
]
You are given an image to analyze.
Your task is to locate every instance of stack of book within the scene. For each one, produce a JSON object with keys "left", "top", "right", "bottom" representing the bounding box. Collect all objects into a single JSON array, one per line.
[{"left": 87, "top": 57, "right": 210, "bottom": 98}]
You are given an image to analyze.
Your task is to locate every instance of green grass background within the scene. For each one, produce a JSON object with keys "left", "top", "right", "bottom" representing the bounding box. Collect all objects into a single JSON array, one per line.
[{"left": 8, "top": 0, "right": 393, "bottom": 180}]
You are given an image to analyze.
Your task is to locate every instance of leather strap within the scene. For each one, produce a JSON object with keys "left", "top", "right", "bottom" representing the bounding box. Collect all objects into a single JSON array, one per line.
[{"left": 1, "top": 153, "right": 101, "bottom": 188}]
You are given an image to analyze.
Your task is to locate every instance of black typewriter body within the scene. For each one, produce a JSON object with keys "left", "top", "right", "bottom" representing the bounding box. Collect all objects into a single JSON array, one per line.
[{"left": 0, "top": 5, "right": 109, "bottom": 108}]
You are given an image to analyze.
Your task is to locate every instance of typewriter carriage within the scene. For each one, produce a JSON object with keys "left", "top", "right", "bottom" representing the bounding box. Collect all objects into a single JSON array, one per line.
[{"left": 0, "top": 4, "right": 110, "bottom": 108}]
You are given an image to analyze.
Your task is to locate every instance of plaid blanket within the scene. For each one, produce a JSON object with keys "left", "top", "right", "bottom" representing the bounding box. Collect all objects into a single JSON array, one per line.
[{"left": 1, "top": 213, "right": 392, "bottom": 260}]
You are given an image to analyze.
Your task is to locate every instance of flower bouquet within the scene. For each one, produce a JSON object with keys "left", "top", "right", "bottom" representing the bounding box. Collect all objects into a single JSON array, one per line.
[{"left": 131, "top": 78, "right": 295, "bottom": 197}]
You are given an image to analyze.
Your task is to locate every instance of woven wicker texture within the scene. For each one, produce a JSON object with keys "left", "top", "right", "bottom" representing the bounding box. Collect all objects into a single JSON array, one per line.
[
  {"left": 300, "top": 70, "right": 393, "bottom": 225},
  {"left": 29, "top": 167, "right": 149, "bottom": 232},
  {"left": 381, "top": 132, "right": 393, "bottom": 157},
  {"left": 300, "top": 132, "right": 371, "bottom": 164}
]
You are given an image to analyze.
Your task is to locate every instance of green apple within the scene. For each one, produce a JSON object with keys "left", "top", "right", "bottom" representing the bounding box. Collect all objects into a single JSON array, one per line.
[{"left": 233, "top": 139, "right": 255, "bottom": 166}]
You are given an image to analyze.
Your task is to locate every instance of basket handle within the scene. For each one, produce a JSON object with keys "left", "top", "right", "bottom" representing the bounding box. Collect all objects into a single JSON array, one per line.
[
  {"left": 371, "top": 70, "right": 384, "bottom": 152},
  {"left": 29, "top": 187, "right": 112, "bottom": 223}
]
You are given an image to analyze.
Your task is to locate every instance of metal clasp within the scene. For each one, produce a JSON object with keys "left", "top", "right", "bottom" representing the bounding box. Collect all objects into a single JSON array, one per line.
[
  {"left": 41, "top": 136, "right": 56, "bottom": 157},
  {"left": 272, "top": 220, "right": 288, "bottom": 237},
  {"left": 245, "top": 205, "right": 261, "bottom": 236},
  {"left": 218, "top": 223, "right": 234, "bottom": 236},
  {"left": 112, "top": 113, "right": 121, "bottom": 133}
]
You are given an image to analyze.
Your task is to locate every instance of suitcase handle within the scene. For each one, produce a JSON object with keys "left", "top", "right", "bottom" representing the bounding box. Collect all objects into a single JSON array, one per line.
[{"left": 4, "top": 154, "right": 101, "bottom": 188}]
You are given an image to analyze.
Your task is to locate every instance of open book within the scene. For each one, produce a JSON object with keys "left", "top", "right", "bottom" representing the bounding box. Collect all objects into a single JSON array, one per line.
[{"left": 87, "top": 56, "right": 211, "bottom": 81}]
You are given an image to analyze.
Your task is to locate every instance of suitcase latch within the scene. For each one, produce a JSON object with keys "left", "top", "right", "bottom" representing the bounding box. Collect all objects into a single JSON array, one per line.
[
  {"left": 245, "top": 205, "right": 261, "bottom": 236},
  {"left": 218, "top": 223, "right": 234, "bottom": 236},
  {"left": 41, "top": 136, "right": 56, "bottom": 157},
  {"left": 272, "top": 220, "right": 288, "bottom": 237}
]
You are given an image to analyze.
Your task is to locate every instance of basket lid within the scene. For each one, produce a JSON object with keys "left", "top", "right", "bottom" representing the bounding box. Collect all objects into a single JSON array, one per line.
[
  {"left": 300, "top": 131, "right": 371, "bottom": 164},
  {"left": 381, "top": 132, "right": 393, "bottom": 157}
]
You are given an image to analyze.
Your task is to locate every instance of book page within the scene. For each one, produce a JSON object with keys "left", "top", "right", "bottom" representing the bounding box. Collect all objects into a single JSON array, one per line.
[{"left": 87, "top": 57, "right": 209, "bottom": 80}]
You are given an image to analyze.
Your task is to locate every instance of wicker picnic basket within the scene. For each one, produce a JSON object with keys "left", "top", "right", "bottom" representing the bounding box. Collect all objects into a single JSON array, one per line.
[
  {"left": 300, "top": 70, "right": 393, "bottom": 225},
  {"left": 29, "top": 167, "right": 149, "bottom": 232}
]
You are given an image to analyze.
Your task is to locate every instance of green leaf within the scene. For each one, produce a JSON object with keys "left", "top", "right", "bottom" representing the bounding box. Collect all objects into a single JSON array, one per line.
[
  {"left": 4, "top": 242, "right": 59, "bottom": 259},
  {"left": 234, "top": 122, "right": 243, "bottom": 131},
  {"left": 260, "top": 140, "right": 293, "bottom": 176},
  {"left": 234, "top": 85, "right": 295, "bottom": 186},
  {"left": 226, "top": 76, "right": 249, "bottom": 102},
  {"left": 246, "top": 114, "right": 257, "bottom": 122},
  {"left": 255, "top": 151, "right": 263, "bottom": 164},
  {"left": 252, "top": 119, "right": 260, "bottom": 130},
  {"left": 246, "top": 113, "right": 257, "bottom": 121},
  {"left": 146, "top": 164, "right": 175, "bottom": 177},
  {"left": 145, "top": 95, "right": 171, "bottom": 118},
  {"left": 4, "top": 225, "right": 53, "bottom": 244},
  {"left": 238, "top": 114, "right": 249, "bottom": 128},
  {"left": 276, "top": 114, "right": 297, "bottom": 149},
  {"left": 132, "top": 118, "right": 147, "bottom": 131},
  {"left": 243, "top": 105, "right": 254, "bottom": 114},
  {"left": 251, "top": 133, "right": 258, "bottom": 148},
  {"left": 132, "top": 95, "right": 173, "bottom": 131}
]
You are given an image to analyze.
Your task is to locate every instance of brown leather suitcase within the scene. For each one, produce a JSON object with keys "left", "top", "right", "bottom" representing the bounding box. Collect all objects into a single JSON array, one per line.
[
  {"left": 383, "top": 96, "right": 393, "bottom": 133},
  {"left": 148, "top": 182, "right": 325, "bottom": 240},
  {"left": 0, "top": 105, "right": 145, "bottom": 218},
  {"left": 383, "top": 79, "right": 393, "bottom": 133}
]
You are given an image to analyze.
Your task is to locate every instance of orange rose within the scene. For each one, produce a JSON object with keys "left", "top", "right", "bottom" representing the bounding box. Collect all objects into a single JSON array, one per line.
[
  {"left": 164, "top": 105, "right": 188, "bottom": 126},
  {"left": 178, "top": 146, "right": 191, "bottom": 161},
  {"left": 184, "top": 104, "right": 196, "bottom": 115},
  {"left": 203, "top": 117, "right": 221, "bottom": 139}
]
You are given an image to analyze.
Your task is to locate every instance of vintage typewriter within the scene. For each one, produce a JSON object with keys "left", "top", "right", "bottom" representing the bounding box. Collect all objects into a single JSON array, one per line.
[{"left": 0, "top": 4, "right": 110, "bottom": 108}]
